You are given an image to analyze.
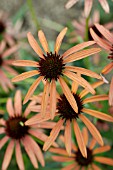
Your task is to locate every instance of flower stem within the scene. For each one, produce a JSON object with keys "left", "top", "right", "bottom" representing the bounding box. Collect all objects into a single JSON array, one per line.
[{"left": 27, "top": 0, "right": 41, "bottom": 30}]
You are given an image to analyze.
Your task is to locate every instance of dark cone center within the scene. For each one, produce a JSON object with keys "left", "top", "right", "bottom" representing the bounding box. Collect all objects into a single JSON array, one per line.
[
  {"left": 38, "top": 52, "right": 65, "bottom": 81},
  {"left": 5, "top": 116, "right": 29, "bottom": 139},
  {"left": 57, "top": 93, "right": 83, "bottom": 121},
  {"left": 75, "top": 147, "right": 93, "bottom": 166},
  {"left": 0, "top": 21, "right": 6, "bottom": 33}
]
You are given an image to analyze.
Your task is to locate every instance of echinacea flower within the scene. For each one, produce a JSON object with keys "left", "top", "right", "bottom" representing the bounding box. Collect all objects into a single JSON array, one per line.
[
  {"left": 12, "top": 27, "right": 102, "bottom": 119},
  {"left": 49, "top": 128, "right": 113, "bottom": 170},
  {"left": 90, "top": 24, "right": 113, "bottom": 105},
  {"left": 65, "top": 0, "right": 110, "bottom": 17},
  {"left": 0, "top": 90, "right": 57, "bottom": 170},
  {"left": 25, "top": 80, "right": 113, "bottom": 158},
  {"left": 0, "top": 40, "right": 18, "bottom": 92}
]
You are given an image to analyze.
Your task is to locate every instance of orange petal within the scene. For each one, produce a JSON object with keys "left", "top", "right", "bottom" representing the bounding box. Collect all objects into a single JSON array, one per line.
[
  {"left": 27, "top": 32, "right": 44, "bottom": 58},
  {"left": 41, "top": 80, "right": 50, "bottom": 118},
  {"left": 89, "top": 138, "right": 97, "bottom": 150},
  {"left": 38, "top": 30, "right": 49, "bottom": 53},
  {"left": 23, "top": 76, "right": 43, "bottom": 104},
  {"left": 92, "top": 163, "right": 101, "bottom": 170},
  {"left": 6, "top": 98, "right": 14, "bottom": 117},
  {"left": 43, "top": 119, "right": 64, "bottom": 151},
  {"left": 73, "top": 119, "right": 87, "bottom": 158},
  {"left": 62, "top": 41, "right": 95, "bottom": 58},
  {"left": 90, "top": 28, "right": 111, "bottom": 50},
  {"left": 54, "top": 27, "right": 67, "bottom": 54},
  {"left": 64, "top": 71, "right": 95, "bottom": 94},
  {"left": 59, "top": 77, "right": 78, "bottom": 113},
  {"left": 63, "top": 48, "right": 101, "bottom": 64},
  {"left": 12, "top": 70, "right": 39, "bottom": 82},
  {"left": 50, "top": 80, "right": 56, "bottom": 120},
  {"left": 83, "top": 95, "right": 108, "bottom": 104},
  {"left": 94, "top": 156, "right": 113, "bottom": 166},
  {"left": 65, "top": 120, "right": 71, "bottom": 156},
  {"left": 14, "top": 90, "right": 22, "bottom": 115},
  {"left": 49, "top": 148, "right": 69, "bottom": 156},
  {"left": 102, "top": 62, "right": 113, "bottom": 75},
  {"left": 80, "top": 81, "right": 103, "bottom": 98},
  {"left": 12, "top": 60, "right": 38, "bottom": 67},
  {"left": 83, "top": 108, "right": 113, "bottom": 122},
  {"left": 93, "top": 145, "right": 111, "bottom": 155},
  {"left": 71, "top": 78, "right": 79, "bottom": 94},
  {"left": 65, "top": 66, "right": 101, "bottom": 79},
  {"left": 109, "top": 77, "right": 113, "bottom": 106},
  {"left": 82, "top": 127, "right": 88, "bottom": 146},
  {"left": 84, "top": 0, "right": 93, "bottom": 17},
  {"left": 79, "top": 114, "right": 103, "bottom": 146}
]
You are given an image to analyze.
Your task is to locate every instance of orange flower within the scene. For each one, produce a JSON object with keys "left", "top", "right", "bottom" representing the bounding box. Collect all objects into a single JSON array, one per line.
[
  {"left": 0, "top": 41, "right": 18, "bottom": 92},
  {"left": 0, "top": 90, "right": 57, "bottom": 170},
  {"left": 25, "top": 80, "right": 113, "bottom": 158},
  {"left": 65, "top": 0, "right": 110, "bottom": 17},
  {"left": 49, "top": 128, "right": 113, "bottom": 170},
  {"left": 12, "top": 27, "right": 102, "bottom": 119},
  {"left": 90, "top": 24, "right": 113, "bottom": 106}
]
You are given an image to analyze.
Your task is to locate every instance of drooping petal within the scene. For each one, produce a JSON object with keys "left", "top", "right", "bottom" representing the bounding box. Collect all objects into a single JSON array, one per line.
[
  {"left": 2, "top": 45, "right": 19, "bottom": 58},
  {"left": 50, "top": 80, "right": 56, "bottom": 120},
  {"left": 94, "top": 156, "right": 113, "bottom": 166},
  {"left": 6, "top": 98, "right": 14, "bottom": 117},
  {"left": 3, "top": 65, "right": 18, "bottom": 75},
  {"left": 65, "top": 65, "right": 101, "bottom": 79},
  {"left": 2, "top": 140, "right": 14, "bottom": 170},
  {"left": 41, "top": 80, "right": 50, "bottom": 118},
  {"left": 83, "top": 108, "right": 113, "bottom": 122},
  {"left": 65, "top": 0, "right": 79, "bottom": 9},
  {"left": 54, "top": 27, "right": 67, "bottom": 54},
  {"left": 25, "top": 135, "right": 45, "bottom": 167},
  {"left": 14, "top": 90, "right": 22, "bottom": 115},
  {"left": 12, "top": 60, "right": 38, "bottom": 67},
  {"left": 12, "top": 70, "right": 39, "bottom": 82},
  {"left": 80, "top": 81, "right": 103, "bottom": 98},
  {"left": 27, "top": 32, "right": 44, "bottom": 59},
  {"left": 84, "top": 0, "right": 93, "bottom": 17},
  {"left": 109, "top": 77, "right": 113, "bottom": 106},
  {"left": 65, "top": 120, "right": 71, "bottom": 156},
  {"left": 92, "top": 163, "right": 101, "bottom": 170},
  {"left": 98, "top": 0, "right": 110, "bottom": 13},
  {"left": 0, "top": 136, "right": 9, "bottom": 149},
  {"left": 63, "top": 48, "right": 101, "bottom": 64},
  {"left": 43, "top": 119, "right": 64, "bottom": 151},
  {"left": 71, "top": 78, "right": 79, "bottom": 93},
  {"left": 59, "top": 77, "right": 78, "bottom": 113},
  {"left": 63, "top": 71, "right": 95, "bottom": 94},
  {"left": 73, "top": 119, "right": 87, "bottom": 158},
  {"left": 49, "top": 148, "right": 68, "bottom": 156},
  {"left": 90, "top": 28, "right": 111, "bottom": 50},
  {"left": 15, "top": 141, "right": 25, "bottom": 170},
  {"left": 79, "top": 114, "right": 103, "bottom": 146},
  {"left": 89, "top": 138, "right": 97, "bottom": 149},
  {"left": 62, "top": 41, "right": 95, "bottom": 58},
  {"left": 82, "top": 127, "right": 88, "bottom": 146},
  {"left": 102, "top": 62, "right": 113, "bottom": 75},
  {"left": 38, "top": 30, "right": 49, "bottom": 53},
  {"left": 23, "top": 76, "right": 43, "bottom": 104},
  {"left": 83, "top": 95, "right": 108, "bottom": 104},
  {"left": 22, "top": 137, "right": 38, "bottom": 168},
  {"left": 93, "top": 145, "right": 111, "bottom": 155}
]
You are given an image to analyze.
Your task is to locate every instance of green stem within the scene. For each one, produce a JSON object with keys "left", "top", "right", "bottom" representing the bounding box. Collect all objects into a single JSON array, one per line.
[
  {"left": 84, "top": 16, "right": 90, "bottom": 41},
  {"left": 27, "top": 0, "right": 41, "bottom": 30}
]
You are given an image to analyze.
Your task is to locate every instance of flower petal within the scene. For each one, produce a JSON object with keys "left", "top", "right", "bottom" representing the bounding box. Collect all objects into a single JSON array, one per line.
[
  {"left": 94, "top": 156, "right": 113, "bottom": 166},
  {"left": 59, "top": 77, "right": 78, "bottom": 113},
  {"left": 84, "top": 0, "right": 93, "bottom": 17},
  {"left": 109, "top": 77, "right": 113, "bottom": 106},
  {"left": 43, "top": 119, "right": 64, "bottom": 151},
  {"left": 83, "top": 108, "right": 113, "bottom": 122},
  {"left": 54, "top": 27, "right": 67, "bottom": 54},
  {"left": 65, "top": 0, "right": 79, "bottom": 9},
  {"left": 65, "top": 120, "right": 71, "bottom": 156},
  {"left": 98, "top": 0, "right": 110, "bottom": 13},
  {"left": 73, "top": 119, "right": 87, "bottom": 158},
  {"left": 83, "top": 95, "right": 108, "bottom": 104},
  {"left": 79, "top": 114, "right": 103, "bottom": 146},
  {"left": 12, "top": 60, "right": 38, "bottom": 67},
  {"left": 27, "top": 32, "right": 44, "bottom": 58},
  {"left": 23, "top": 76, "right": 43, "bottom": 104},
  {"left": 14, "top": 90, "right": 22, "bottom": 115},
  {"left": 6, "top": 98, "right": 14, "bottom": 117},
  {"left": 63, "top": 48, "right": 101, "bottom": 64},
  {"left": 12, "top": 70, "right": 39, "bottom": 82},
  {"left": 38, "top": 30, "right": 49, "bottom": 53},
  {"left": 102, "top": 62, "right": 113, "bottom": 75},
  {"left": 50, "top": 80, "right": 56, "bottom": 120},
  {"left": 92, "top": 163, "right": 101, "bottom": 170},
  {"left": 93, "top": 145, "right": 111, "bottom": 155}
]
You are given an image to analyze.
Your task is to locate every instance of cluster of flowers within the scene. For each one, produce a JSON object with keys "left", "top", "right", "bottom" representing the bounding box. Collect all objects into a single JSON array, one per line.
[{"left": 0, "top": 0, "right": 113, "bottom": 169}]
